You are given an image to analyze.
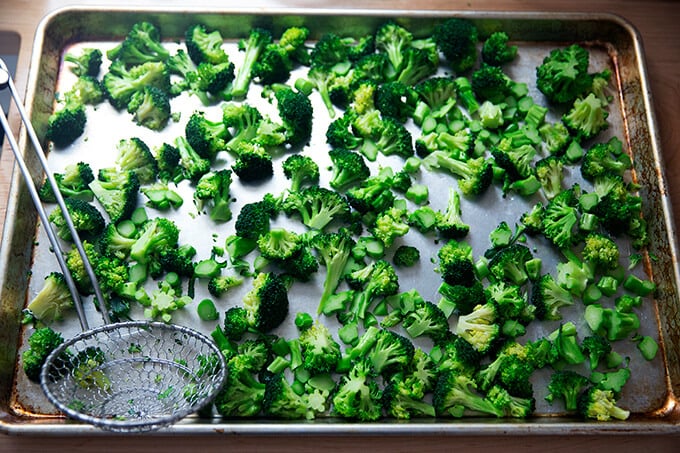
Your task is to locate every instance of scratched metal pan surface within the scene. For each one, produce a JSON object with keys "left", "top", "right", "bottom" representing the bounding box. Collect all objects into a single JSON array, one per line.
[{"left": 1, "top": 7, "right": 679, "bottom": 435}]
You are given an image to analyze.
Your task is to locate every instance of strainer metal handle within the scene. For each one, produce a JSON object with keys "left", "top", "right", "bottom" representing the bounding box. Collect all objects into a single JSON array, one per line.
[{"left": 0, "top": 59, "right": 226, "bottom": 432}]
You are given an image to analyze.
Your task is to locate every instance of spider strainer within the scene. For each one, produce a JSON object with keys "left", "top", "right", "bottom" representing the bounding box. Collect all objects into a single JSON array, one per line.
[{"left": 0, "top": 60, "right": 226, "bottom": 432}]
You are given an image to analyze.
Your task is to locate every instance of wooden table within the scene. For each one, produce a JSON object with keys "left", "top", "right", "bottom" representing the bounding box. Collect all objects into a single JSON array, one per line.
[{"left": 1, "top": 1, "right": 679, "bottom": 451}]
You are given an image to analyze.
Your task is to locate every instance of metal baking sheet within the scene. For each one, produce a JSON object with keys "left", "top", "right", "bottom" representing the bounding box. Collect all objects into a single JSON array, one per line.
[{"left": 1, "top": 7, "right": 679, "bottom": 435}]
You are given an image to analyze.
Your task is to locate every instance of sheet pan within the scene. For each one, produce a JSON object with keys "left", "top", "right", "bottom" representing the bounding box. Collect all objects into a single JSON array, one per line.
[{"left": 1, "top": 6, "right": 679, "bottom": 435}]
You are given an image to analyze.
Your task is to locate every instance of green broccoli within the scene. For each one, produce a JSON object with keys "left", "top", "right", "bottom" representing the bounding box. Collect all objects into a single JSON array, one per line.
[
  {"left": 299, "top": 322, "right": 342, "bottom": 374},
  {"left": 64, "top": 47, "right": 102, "bottom": 77},
  {"left": 102, "top": 60, "right": 170, "bottom": 110},
  {"left": 274, "top": 85, "right": 313, "bottom": 147},
  {"left": 39, "top": 162, "right": 94, "bottom": 203},
  {"left": 382, "top": 377, "right": 435, "bottom": 419},
  {"left": 374, "top": 21, "right": 413, "bottom": 73},
  {"left": 193, "top": 169, "right": 233, "bottom": 222},
  {"left": 126, "top": 85, "right": 170, "bottom": 130},
  {"left": 422, "top": 152, "right": 493, "bottom": 197},
  {"left": 243, "top": 272, "right": 289, "bottom": 332},
  {"left": 256, "top": 228, "right": 302, "bottom": 262},
  {"left": 129, "top": 217, "right": 179, "bottom": 264},
  {"left": 454, "top": 302, "right": 499, "bottom": 354},
  {"left": 435, "top": 188, "right": 470, "bottom": 239},
  {"left": 214, "top": 354, "right": 267, "bottom": 417},
  {"left": 184, "top": 24, "right": 229, "bottom": 65},
  {"left": 64, "top": 75, "right": 105, "bottom": 106},
  {"left": 437, "top": 239, "right": 476, "bottom": 287},
  {"left": 581, "top": 335, "right": 612, "bottom": 371},
  {"left": 231, "top": 28, "right": 272, "bottom": 98},
  {"left": 433, "top": 370, "right": 502, "bottom": 418},
  {"left": 115, "top": 137, "right": 159, "bottom": 184},
  {"left": 486, "top": 385, "right": 535, "bottom": 418},
  {"left": 281, "top": 154, "right": 320, "bottom": 191},
  {"left": 374, "top": 81, "right": 417, "bottom": 123},
  {"left": 536, "top": 44, "right": 592, "bottom": 105},
  {"left": 581, "top": 141, "right": 631, "bottom": 181},
  {"left": 252, "top": 26, "right": 309, "bottom": 85},
  {"left": 332, "top": 358, "right": 383, "bottom": 421},
  {"left": 262, "top": 372, "right": 313, "bottom": 419},
  {"left": 207, "top": 275, "right": 243, "bottom": 298},
  {"left": 158, "top": 244, "right": 197, "bottom": 277},
  {"left": 48, "top": 198, "right": 105, "bottom": 241},
  {"left": 433, "top": 18, "right": 478, "bottom": 73},
  {"left": 577, "top": 387, "right": 629, "bottom": 421},
  {"left": 312, "top": 230, "right": 356, "bottom": 315},
  {"left": 141, "top": 183, "right": 183, "bottom": 211},
  {"left": 582, "top": 233, "right": 620, "bottom": 272},
  {"left": 542, "top": 185, "right": 581, "bottom": 249},
  {"left": 530, "top": 274, "right": 574, "bottom": 321},
  {"left": 346, "top": 260, "right": 399, "bottom": 320},
  {"left": 372, "top": 207, "right": 410, "bottom": 248},
  {"left": 26, "top": 272, "right": 73, "bottom": 324},
  {"left": 393, "top": 45, "right": 439, "bottom": 87},
  {"left": 89, "top": 169, "right": 140, "bottom": 223},
  {"left": 328, "top": 148, "right": 370, "bottom": 191},
  {"left": 174, "top": 135, "right": 211, "bottom": 182},
  {"left": 535, "top": 155, "right": 565, "bottom": 200},
  {"left": 481, "top": 31, "right": 518, "bottom": 66},
  {"left": 45, "top": 103, "right": 87, "bottom": 148},
  {"left": 562, "top": 93, "right": 609, "bottom": 141},
  {"left": 392, "top": 245, "right": 420, "bottom": 267},
  {"left": 22, "top": 326, "right": 65, "bottom": 382},
  {"left": 471, "top": 64, "right": 513, "bottom": 102},
  {"left": 234, "top": 200, "right": 272, "bottom": 240},
  {"left": 282, "top": 186, "right": 351, "bottom": 231},
  {"left": 545, "top": 369, "right": 590, "bottom": 411},
  {"left": 487, "top": 243, "right": 532, "bottom": 287},
  {"left": 107, "top": 21, "right": 170, "bottom": 65},
  {"left": 184, "top": 111, "right": 229, "bottom": 160}
]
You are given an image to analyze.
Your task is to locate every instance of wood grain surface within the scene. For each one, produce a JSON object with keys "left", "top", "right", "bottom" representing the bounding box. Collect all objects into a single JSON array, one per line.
[{"left": 1, "top": 1, "right": 679, "bottom": 451}]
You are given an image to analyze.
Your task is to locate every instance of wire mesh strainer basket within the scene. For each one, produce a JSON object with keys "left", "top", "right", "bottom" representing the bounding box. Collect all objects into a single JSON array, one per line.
[
  {"left": 40, "top": 321, "right": 226, "bottom": 432},
  {"left": 0, "top": 60, "right": 226, "bottom": 432}
]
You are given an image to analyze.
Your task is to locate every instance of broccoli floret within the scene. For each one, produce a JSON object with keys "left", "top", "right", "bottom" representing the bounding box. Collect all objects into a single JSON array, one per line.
[
  {"left": 345, "top": 172, "right": 396, "bottom": 215},
  {"left": 332, "top": 358, "right": 382, "bottom": 421},
  {"left": 256, "top": 228, "right": 302, "bottom": 262},
  {"left": 414, "top": 76, "right": 458, "bottom": 120},
  {"left": 491, "top": 140, "right": 537, "bottom": 182},
  {"left": 364, "top": 116, "right": 414, "bottom": 160},
  {"left": 126, "top": 85, "right": 170, "bottom": 130},
  {"left": 408, "top": 206, "right": 438, "bottom": 233},
  {"left": 471, "top": 64, "right": 513, "bottom": 102},
  {"left": 374, "top": 21, "right": 413, "bottom": 73},
  {"left": 326, "top": 111, "right": 363, "bottom": 150},
  {"left": 64, "top": 47, "right": 103, "bottom": 77},
  {"left": 45, "top": 103, "right": 87, "bottom": 148},
  {"left": 234, "top": 200, "right": 272, "bottom": 240},
  {"left": 243, "top": 272, "right": 289, "bottom": 332},
  {"left": 89, "top": 169, "right": 140, "bottom": 223},
  {"left": 581, "top": 141, "right": 631, "bottom": 181},
  {"left": 539, "top": 121, "right": 571, "bottom": 156},
  {"left": 481, "top": 31, "right": 518, "bottom": 66},
  {"left": 184, "top": 111, "right": 229, "bottom": 160},
  {"left": 22, "top": 326, "right": 65, "bottom": 382},
  {"left": 174, "top": 135, "right": 211, "bottom": 182},
  {"left": 435, "top": 188, "right": 470, "bottom": 239},
  {"left": 374, "top": 81, "right": 417, "bottom": 123},
  {"left": 154, "top": 142, "right": 181, "bottom": 182},
  {"left": 434, "top": 332, "right": 482, "bottom": 377},
  {"left": 129, "top": 217, "right": 179, "bottom": 264},
  {"left": 262, "top": 372, "right": 313, "bottom": 419},
  {"left": 115, "top": 137, "right": 159, "bottom": 184},
  {"left": 584, "top": 304, "right": 640, "bottom": 342},
  {"left": 453, "top": 76, "right": 480, "bottom": 114},
  {"left": 542, "top": 185, "right": 581, "bottom": 249},
  {"left": 299, "top": 322, "right": 342, "bottom": 374},
  {"left": 194, "top": 169, "right": 233, "bottom": 222},
  {"left": 454, "top": 302, "right": 499, "bottom": 354},
  {"left": 393, "top": 45, "right": 439, "bottom": 87},
  {"left": 107, "top": 21, "right": 170, "bottom": 65},
  {"left": 221, "top": 102, "right": 263, "bottom": 150},
  {"left": 582, "top": 233, "right": 620, "bottom": 272},
  {"left": 64, "top": 75, "right": 104, "bottom": 106},
  {"left": 346, "top": 260, "right": 399, "bottom": 320},
  {"left": 39, "top": 162, "right": 94, "bottom": 202},
  {"left": 545, "top": 369, "right": 590, "bottom": 411},
  {"left": 312, "top": 230, "right": 356, "bottom": 315},
  {"left": 536, "top": 44, "right": 591, "bottom": 105},
  {"left": 371, "top": 207, "right": 410, "bottom": 248},
  {"left": 433, "top": 370, "right": 502, "bottom": 418},
  {"left": 252, "top": 26, "right": 309, "bottom": 85},
  {"left": 282, "top": 186, "right": 351, "bottom": 231},
  {"left": 207, "top": 275, "right": 243, "bottom": 298},
  {"left": 157, "top": 244, "right": 196, "bottom": 277},
  {"left": 214, "top": 354, "right": 267, "bottom": 417},
  {"left": 25, "top": 272, "right": 73, "bottom": 324},
  {"left": 102, "top": 60, "right": 170, "bottom": 110},
  {"left": 582, "top": 335, "right": 612, "bottom": 371},
  {"left": 48, "top": 198, "right": 105, "bottom": 241},
  {"left": 99, "top": 222, "right": 137, "bottom": 260},
  {"left": 230, "top": 142, "right": 273, "bottom": 182},
  {"left": 422, "top": 152, "right": 493, "bottom": 197},
  {"left": 486, "top": 385, "right": 535, "bottom": 418},
  {"left": 433, "top": 18, "right": 478, "bottom": 74},
  {"left": 562, "top": 93, "right": 609, "bottom": 141},
  {"left": 65, "top": 240, "right": 128, "bottom": 296},
  {"left": 273, "top": 84, "right": 313, "bottom": 148},
  {"left": 535, "top": 155, "right": 565, "bottom": 199},
  {"left": 577, "top": 387, "right": 629, "bottom": 421},
  {"left": 231, "top": 28, "right": 272, "bottom": 98},
  {"left": 487, "top": 243, "right": 532, "bottom": 286},
  {"left": 401, "top": 300, "right": 449, "bottom": 341},
  {"left": 437, "top": 239, "right": 476, "bottom": 287},
  {"left": 281, "top": 154, "right": 319, "bottom": 192},
  {"left": 184, "top": 24, "right": 229, "bottom": 65},
  {"left": 485, "top": 281, "right": 532, "bottom": 325},
  {"left": 167, "top": 49, "right": 235, "bottom": 103},
  {"left": 328, "top": 148, "right": 370, "bottom": 191},
  {"left": 530, "top": 274, "right": 574, "bottom": 321},
  {"left": 382, "top": 377, "right": 436, "bottom": 419},
  {"left": 393, "top": 245, "right": 420, "bottom": 267},
  {"left": 350, "top": 327, "right": 415, "bottom": 376}
]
